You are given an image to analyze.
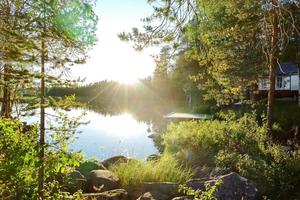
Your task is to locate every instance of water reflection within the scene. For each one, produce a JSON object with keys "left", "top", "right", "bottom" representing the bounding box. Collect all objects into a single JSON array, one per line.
[
  {"left": 71, "top": 110, "right": 158, "bottom": 160},
  {"left": 20, "top": 101, "right": 172, "bottom": 160}
]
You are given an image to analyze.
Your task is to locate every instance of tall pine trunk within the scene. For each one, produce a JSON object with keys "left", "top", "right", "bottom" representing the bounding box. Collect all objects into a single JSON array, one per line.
[
  {"left": 38, "top": 36, "right": 46, "bottom": 200},
  {"left": 1, "top": 64, "right": 12, "bottom": 118},
  {"left": 267, "top": 0, "right": 279, "bottom": 133},
  {"left": 1, "top": 2, "right": 12, "bottom": 118}
]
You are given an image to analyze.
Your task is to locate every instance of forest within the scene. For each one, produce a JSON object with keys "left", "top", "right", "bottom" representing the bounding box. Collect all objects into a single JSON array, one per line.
[{"left": 1, "top": 0, "right": 300, "bottom": 200}]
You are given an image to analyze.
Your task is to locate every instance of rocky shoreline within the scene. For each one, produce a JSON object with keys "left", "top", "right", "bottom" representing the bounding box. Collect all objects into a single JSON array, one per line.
[{"left": 68, "top": 155, "right": 259, "bottom": 200}]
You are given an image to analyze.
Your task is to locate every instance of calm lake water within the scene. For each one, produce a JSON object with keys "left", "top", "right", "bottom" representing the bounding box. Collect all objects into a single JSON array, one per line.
[{"left": 22, "top": 107, "right": 159, "bottom": 160}]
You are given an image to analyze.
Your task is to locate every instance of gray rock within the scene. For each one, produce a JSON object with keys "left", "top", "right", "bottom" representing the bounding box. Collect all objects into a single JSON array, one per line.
[
  {"left": 67, "top": 170, "right": 87, "bottom": 193},
  {"left": 187, "top": 172, "right": 259, "bottom": 200},
  {"left": 137, "top": 191, "right": 170, "bottom": 200},
  {"left": 137, "top": 192, "right": 157, "bottom": 200},
  {"left": 131, "top": 182, "right": 179, "bottom": 200},
  {"left": 102, "top": 156, "right": 129, "bottom": 168},
  {"left": 83, "top": 189, "right": 128, "bottom": 200},
  {"left": 143, "top": 182, "right": 179, "bottom": 197},
  {"left": 191, "top": 167, "right": 213, "bottom": 179},
  {"left": 87, "top": 170, "right": 120, "bottom": 192},
  {"left": 172, "top": 196, "right": 194, "bottom": 200}
]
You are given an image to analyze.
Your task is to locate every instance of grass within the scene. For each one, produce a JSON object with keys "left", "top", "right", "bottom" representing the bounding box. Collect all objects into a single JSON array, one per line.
[{"left": 109, "top": 154, "right": 192, "bottom": 189}]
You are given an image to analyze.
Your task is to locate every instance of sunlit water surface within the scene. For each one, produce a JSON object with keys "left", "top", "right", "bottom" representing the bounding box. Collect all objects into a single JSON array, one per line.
[{"left": 22, "top": 108, "right": 158, "bottom": 160}]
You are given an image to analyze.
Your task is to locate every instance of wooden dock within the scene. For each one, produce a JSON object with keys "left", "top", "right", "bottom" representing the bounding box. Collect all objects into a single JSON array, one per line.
[{"left": 164, "top": 112, "right": 212, "bottom": 120}]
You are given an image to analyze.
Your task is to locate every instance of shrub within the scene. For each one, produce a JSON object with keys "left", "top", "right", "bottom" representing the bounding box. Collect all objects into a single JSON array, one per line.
[
  {"left": 162, "top": 115, "right": 300, "bottom": 199},
  {"left": 109, "top": 154, "right": 192, "bottom": 189},
  {"left": 0, "top": 118, "right": 83, "bottom": 199},
  {"left": 0, "top": 119, "right": 38, "bottom": 199}
]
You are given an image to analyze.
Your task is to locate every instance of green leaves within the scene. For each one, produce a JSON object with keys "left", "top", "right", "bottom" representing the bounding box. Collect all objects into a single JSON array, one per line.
[
  {"left": 0, "top": 119, "right": 39, "bottom": 198},
  {"left": 53, "top": 0, "right": 97, "bottom": 46}
]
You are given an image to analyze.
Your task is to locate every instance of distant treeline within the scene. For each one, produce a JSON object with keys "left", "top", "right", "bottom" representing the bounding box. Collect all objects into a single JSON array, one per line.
[{"left": 47, "top": 78, "right": 186, "bottom": 113}]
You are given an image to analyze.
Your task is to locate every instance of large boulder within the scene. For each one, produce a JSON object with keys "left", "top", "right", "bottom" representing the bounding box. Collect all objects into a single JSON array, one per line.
[
  {"left": 102, "top": 155, "right": 129, "bottom": 168},
  {"left": 187, "top": 172, "right": 259, "bottom": 200},
  {"left": 129, "top": 182, "right": 179, "bottom": 200},
  {"left": 78, "top": 159, "right": 106, "bottom": 178},
  {"left": 87, "top": 170, "right": 120, "bottom": 192},
  {"left": 83, "top": 189, "right": 128, "bottom": 200},
  {"left": 67, "top": 170, "right": 87, "bottom": 193}
]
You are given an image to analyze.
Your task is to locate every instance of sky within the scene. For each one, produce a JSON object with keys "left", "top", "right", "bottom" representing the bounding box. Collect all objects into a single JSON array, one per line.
[{"left": 71, "top": 0, "right": 158, "bottom": 84}]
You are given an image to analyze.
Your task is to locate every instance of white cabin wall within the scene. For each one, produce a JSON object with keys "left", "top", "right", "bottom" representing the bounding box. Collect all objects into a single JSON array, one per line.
[{"left": 291, "top": 75, "right": 299, "bottom": 91}]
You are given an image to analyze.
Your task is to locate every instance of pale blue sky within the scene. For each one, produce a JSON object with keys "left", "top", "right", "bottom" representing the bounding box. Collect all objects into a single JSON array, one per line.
[{"left": 72, "top": 0, "right": 158, "bottom": 84}]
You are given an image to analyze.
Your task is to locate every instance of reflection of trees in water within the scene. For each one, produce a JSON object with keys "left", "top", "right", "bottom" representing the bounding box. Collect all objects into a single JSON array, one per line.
[
  {"left": 84, "top": 100, "right": 173, "bottom": 152},
  {"left": 48, "top": 80, "right": 183, "bottom": 152}
]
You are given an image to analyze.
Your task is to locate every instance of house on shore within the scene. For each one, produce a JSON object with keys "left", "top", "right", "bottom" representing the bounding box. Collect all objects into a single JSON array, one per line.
[{"left": 258, "top": 61, "right": 300, "bottom": 99}]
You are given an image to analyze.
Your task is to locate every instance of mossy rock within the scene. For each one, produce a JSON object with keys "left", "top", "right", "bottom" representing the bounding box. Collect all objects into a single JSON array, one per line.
[{"left": 78, "top": 159, "right": 106, "bottom": 178}]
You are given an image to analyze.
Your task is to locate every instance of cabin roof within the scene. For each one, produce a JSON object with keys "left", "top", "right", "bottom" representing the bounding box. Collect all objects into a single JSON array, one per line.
[
  {"left": 276, "top": 61, "right": 299, "bottom": 75},
  {"left": 164, "top": 112, "right": 212, "bottom": 120}
]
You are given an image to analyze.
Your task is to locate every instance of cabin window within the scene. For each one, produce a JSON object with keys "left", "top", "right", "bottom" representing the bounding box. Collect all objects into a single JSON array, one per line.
[
  {"left": 260, "top": 79, "right": 269, "bottom": 90},
  {"left": 276, "top": 76, "right": 290, "bottom": 89}
]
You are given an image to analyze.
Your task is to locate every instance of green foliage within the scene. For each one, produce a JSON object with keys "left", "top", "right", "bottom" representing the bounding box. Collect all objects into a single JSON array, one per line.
[
  {"left": 77, "top": 159, "right": 104, "bottom": 178},
  {"left": 109, "top": 154, "right": 192, "bottom": 189},
  {"left": 162, "top": 115, "right": 300, "bottom": 199},
  {"left": 179, "top": 180, "right": 223, "bottom": 200},
  {"left": 0, "top": 119, "right": 38, "bottom": 199},
  {"left": 0, "top": 116, "right": 84, "bottom": 199}
]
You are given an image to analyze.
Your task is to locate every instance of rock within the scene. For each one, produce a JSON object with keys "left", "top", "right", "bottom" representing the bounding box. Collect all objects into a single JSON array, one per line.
[
  {"left": 67, "top": 170, "right": 87, "bottom": 193},
  {"left": 102, "top": 156, "right": 129, "bottom": 168},
  {"left": 137, "top": 192, "right": 156, "bottom": 200},
  {"left": 191, "top": 167, "right": 213, "bottom": 179},
  {"left": 83, "top": 189, "right": 128, "bottom": 200},
  {"left": 172, "top": 196, "right": 194, "bottom": 200},
  {"left": 87, "top": 170, "right": 120, "bottom": 192},
  {"left": 137, "top": 191, "right": 169, "bottom": 200},
  {"left": 78, "top": 159, "right": 106, "bottom": 179},
  {"left": 146, "top": 154, "right": 161, "bottom": 162},
  {"left": 143, "top": 182, "right": 179, "bottom": 197},
  {"left": 187, "top": 172, "right": 259, "bottom": 200},
  {"left": 130, "top": 182, "right": 179, "bottom": 200},
  {"left": 186, "top": 178, "right": 208, "bottom": 191}
]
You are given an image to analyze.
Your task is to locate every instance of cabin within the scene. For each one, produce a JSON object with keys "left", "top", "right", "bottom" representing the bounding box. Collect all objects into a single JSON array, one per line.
[{"left": 258, "top": 61, "right": 300, "bottom": 98}]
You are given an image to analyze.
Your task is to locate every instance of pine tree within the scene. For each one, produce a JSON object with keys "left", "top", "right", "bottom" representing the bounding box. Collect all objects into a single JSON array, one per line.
[{"left": 119, "top": 0, "right": 300, "bottom": 130}]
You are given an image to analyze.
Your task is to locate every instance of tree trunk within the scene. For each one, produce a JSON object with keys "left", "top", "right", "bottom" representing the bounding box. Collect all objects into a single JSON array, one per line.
[
  {"left": 38, "top": 36, "right": 46, "bottom": 200},
  {"left": 267, "top": 0, "right": 279, "bottom": 133},
  {"left": 1, "top": 64, "right": 12, "bottom": 118},
  {"left": 1, "top": 2, "right": 12, "bottom": 118}
]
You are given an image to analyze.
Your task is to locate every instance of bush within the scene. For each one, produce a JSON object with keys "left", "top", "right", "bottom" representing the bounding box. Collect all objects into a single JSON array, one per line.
[
  {"left": 109, "top": 154, "right": 192, "bottom": 189},
  {"left": 0, "top": 118, "right": 83, "bottom": 199},
  {"left": 162, "top": 115, "right": 300, "bottom": 199},
  {"left": 0, "top": 119, "right": 38, "bottom": 199}
]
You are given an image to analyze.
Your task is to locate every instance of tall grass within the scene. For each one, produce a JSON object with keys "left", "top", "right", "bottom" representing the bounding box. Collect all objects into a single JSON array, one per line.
[{"left": 109, "top": 154, "right": 192, "bottom": 188}]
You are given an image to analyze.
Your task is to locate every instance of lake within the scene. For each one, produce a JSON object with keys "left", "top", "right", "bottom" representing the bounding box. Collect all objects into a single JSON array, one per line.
[{"left": 21, "top": 107, "right": 160, "bottom": 160}]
